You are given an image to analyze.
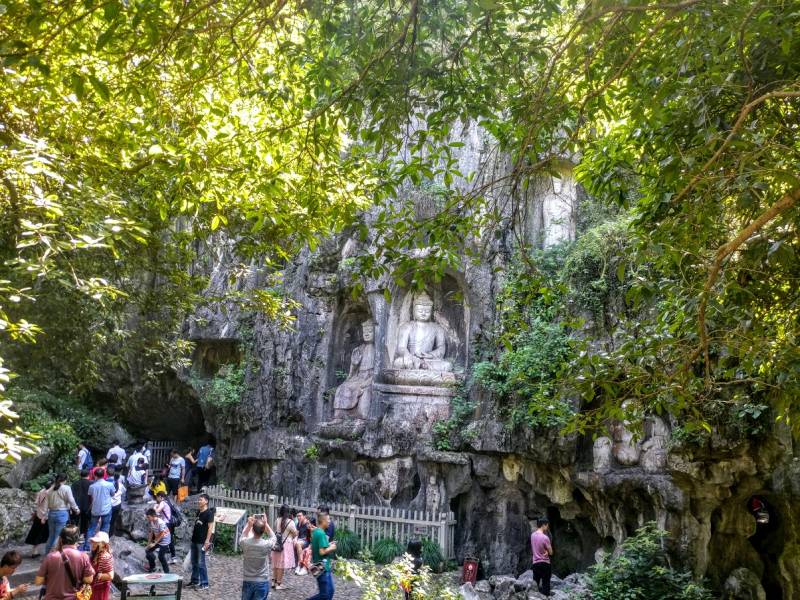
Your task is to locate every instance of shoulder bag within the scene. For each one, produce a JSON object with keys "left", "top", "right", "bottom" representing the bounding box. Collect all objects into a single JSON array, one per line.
[
  {"left": 59, "top": 549, "right": 92, "bottom": 600},
  {"left": 273, "top": 520, "right": 287, "bottom": 553}
]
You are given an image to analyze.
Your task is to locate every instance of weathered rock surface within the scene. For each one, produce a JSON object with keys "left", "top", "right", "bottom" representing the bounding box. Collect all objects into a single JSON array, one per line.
[
  {"left": 0, "top": 488, "right": 35, "bottom": 543},
  {"left": 724, "top": 567, "right": 767, "bottom": 600},
  {"left": 103, "top": 120, "right": 799, "bottom": 599},
  {"left": 0, "top": 448, "right": 52, "bottom": 489}
]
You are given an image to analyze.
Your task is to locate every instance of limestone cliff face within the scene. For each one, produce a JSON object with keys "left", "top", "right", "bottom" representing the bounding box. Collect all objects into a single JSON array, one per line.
[{"left": 172, "top": 124, "right": 797, "bottom": 598}]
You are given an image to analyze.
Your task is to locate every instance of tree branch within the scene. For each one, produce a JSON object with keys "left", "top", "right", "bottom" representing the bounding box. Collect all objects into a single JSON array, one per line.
[
  {"left": 672, "top": 90, "right": 800, "bottom": 205},
  {"left": 698, "top": 184, "right": 800, "bottom": 384}
]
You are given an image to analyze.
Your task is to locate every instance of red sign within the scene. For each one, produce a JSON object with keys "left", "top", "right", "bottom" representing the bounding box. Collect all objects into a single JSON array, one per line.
[{"left": 462, "top": 558, "right": 479, "bottom": 584}]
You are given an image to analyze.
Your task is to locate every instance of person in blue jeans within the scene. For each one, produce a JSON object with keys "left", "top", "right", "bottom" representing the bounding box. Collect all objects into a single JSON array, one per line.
[
  {"left": 84, "top": 470, "right": 116, "bottom": 550},
  {"left": 44, "top": 473, "right": 80, "bottom": 553},
  {"left": 306, "top": 512, "right": 337, "bottom": 600},
  {"left": 239, "top": 514, "right": 276, "bottom": 600},
  {"left": 189, "top": 494, "right": 216, "bottom": 590}
]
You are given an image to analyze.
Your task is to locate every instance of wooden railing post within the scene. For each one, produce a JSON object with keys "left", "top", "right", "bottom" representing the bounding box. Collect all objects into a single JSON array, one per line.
[
  {"left": 268, "top": 494, "right": 276, "bottom": 525},
  {"left": 439, "top": 512, "right": 448, "bottom": 560},
  {"left": 348, "top": 505, "right": 356, "bottom": 532}
]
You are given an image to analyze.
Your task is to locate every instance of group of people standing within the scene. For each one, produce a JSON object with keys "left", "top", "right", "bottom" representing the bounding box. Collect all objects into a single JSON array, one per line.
[
  {"left": 3, "top": 526, "right": 116, "bottom": 600},
  {"left": 236, "top": 504, "right": 338, "bottom": 600}
]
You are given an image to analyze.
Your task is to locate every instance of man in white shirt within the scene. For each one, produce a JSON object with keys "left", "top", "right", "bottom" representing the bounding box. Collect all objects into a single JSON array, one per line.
[
  {"left": 77, "top": 441, "right": 92, "bottom": 470},
  {"left": 126, "top": 445, "right": 145, "bottom": 470},
  {"left": 106, "top": 439, "right": 126, "bottom": 463}
]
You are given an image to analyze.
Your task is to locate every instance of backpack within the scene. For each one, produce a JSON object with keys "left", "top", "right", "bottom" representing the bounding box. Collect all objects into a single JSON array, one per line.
[
  {"left": 83, "top": 451, "right": 93, "bottom": 470},
  {"left": 166, "top": 498, "right": 183, "bottom": 527}
]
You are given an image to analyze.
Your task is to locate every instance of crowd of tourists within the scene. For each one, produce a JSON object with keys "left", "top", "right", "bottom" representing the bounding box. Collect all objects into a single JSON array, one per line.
[
  {"left": 4, "top": 438, "right": 483, "bottom": 600},
  {"left": 5, "top": 439, "right": 215, "bottom": 600}
]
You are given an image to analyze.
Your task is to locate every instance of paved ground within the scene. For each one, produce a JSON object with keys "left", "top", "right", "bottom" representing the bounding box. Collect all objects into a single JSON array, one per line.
[{"left": 119, "top": 554, "right": 368, "bottom": 600}]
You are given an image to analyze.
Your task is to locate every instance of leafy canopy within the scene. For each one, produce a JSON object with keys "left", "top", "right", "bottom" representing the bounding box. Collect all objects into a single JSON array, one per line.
[{"left": 0, "top": 0, "right": 799, "bottom": 449}]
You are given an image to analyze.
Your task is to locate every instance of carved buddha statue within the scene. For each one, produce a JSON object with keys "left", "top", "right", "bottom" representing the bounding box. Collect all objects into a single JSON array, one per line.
[
  {"left": 333, "top": 320, "right": 375, "bottom": 420},
  {"left": 392, "top": 292, "right": 452, "bottom": 372}
]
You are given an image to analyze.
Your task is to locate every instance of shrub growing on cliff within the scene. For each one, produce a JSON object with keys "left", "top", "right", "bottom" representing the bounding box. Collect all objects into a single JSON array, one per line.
[{"left": 587, "top": 522, "right": 713, "bottom": 600}]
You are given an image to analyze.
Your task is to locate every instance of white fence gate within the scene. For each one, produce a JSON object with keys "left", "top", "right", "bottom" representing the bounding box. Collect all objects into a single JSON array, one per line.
[{"left": 205, "top": 486, "right": 457, "bottom": 560}]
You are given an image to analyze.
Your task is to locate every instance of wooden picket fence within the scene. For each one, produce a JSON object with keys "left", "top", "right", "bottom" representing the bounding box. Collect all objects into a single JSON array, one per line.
[{"left": 205, "top": 485, "right": 457, "bottom": 560}]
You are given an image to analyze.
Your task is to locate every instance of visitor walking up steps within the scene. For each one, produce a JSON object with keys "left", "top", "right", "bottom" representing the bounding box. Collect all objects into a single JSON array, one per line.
[
  {"left": 88, "top": 531, "right": 114, "bottom": 600},
  {"left": 145, "top": 508, "right": 172, "bottom": 574},
  {"left": 84, "top": 470, "right": 116, "bottom": 551},
  {"left": 45, "top": 473, "right": 80, "bottom": 554},
  {"left": 154, "top": 491, "right": 179, "bottom": 564},
  {"left": 106, "top": 440, "right": 126, "bottom": 465},
  {"left": 76, "top": 442, "right": 92, "bottom": 471},
  {"left": 35, "top": 525, "right": 94, "bottom": 600},
  {"left": 306, "top": 511, "right": 337, "bottom": 600},
  {"left": 25, "top": 477, "right": 53, "bottom": 558},
  {"left": 531, "top": 517, "right": 553, "bottom": 598},
  {"left": 71, "top": 469, "right": 92, "bottom": 541},
  {"left": 239, "top": 515, "right": 276, "bottom": 600}
]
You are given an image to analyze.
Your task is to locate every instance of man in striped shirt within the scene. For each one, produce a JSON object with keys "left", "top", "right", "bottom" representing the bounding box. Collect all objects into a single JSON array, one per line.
[{"left": 144, "top": 508, "right": 172, "bottom": 574}]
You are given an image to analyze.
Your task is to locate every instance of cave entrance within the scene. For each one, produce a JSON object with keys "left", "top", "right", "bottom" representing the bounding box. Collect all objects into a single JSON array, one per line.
[
  {"left": 748, "top": 495, "right": 785, "bottom": 599},
  {"left": 547, "top": 506, "right": 583, "bottom": 578}
]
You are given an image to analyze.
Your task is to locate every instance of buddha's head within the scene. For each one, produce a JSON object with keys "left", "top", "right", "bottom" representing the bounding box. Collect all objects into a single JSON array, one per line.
[
  {"left": 361, "top": 320, "right": 375, "bottom": 342},
  {"left": 412, "top": 292, "right": 434, "bottom": 322}
]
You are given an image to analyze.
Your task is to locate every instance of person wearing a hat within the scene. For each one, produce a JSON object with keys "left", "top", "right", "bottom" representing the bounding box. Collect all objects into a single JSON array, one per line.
[{"left": 88, "top": 531, "right": 114, "bottom": 600}]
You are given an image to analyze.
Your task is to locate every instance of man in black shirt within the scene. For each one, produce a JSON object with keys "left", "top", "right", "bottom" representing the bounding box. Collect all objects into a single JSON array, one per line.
[
  {"left": 189, "top": 493, "right": 215, "bottom": 590},
  {"left": 71, "top": 469, "right": 92, "bottom": 541}
]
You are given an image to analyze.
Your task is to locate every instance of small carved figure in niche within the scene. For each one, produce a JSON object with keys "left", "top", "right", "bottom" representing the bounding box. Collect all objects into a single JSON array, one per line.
[
  {"left": 641, "top": 416, "right": 669, "bottom": 473},
  {"left": 593, "top": 436, "right": 613, "bottom": 472},
  {"left": 610, "top": 404, "right": 643, "bottom": 466},
  {"left": 334, "top": 320, "right": 375, "bottom": 420},
  {"left": 392, "top": 291, "right": 452, "bottom": 372}
]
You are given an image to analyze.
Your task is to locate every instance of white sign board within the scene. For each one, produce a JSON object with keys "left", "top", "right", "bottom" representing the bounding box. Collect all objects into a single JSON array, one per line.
[
  {"left": 413, "top": 525, "right": 429, "bottom": 535},
  {"left": 215, "top": 507, "right": 247, "bottom": 526}
]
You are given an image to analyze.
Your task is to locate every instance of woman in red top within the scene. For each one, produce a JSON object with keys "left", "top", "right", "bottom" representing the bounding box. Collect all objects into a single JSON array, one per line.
[
  {"left": 89, "top": 532, "right": 114, "bottom": 600},
  {"left": 90, "top": 458, "right": 109, "bottom": 480}
]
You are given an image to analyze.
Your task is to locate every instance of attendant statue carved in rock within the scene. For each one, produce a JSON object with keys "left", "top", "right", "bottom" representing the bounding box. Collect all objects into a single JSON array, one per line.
[
  {"left": 333, "top": 320, "right": 375, "bottom": 420},
  {"left": 392, "top": 291, "right": 452, "bottom": 372}
]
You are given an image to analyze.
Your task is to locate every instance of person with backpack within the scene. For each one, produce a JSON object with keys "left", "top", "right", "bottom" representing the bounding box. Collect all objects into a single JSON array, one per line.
[
  {"left": 45, "top": 473, "right": 80, "bottom": 554},
  {"left": 155, "top": 491, "right": 180, "bottom": 564},
  {"left": 270, "top": 504, "right": 297, "bottom": 590},
  {"left": 76, "top": 442, "right": 92, "bottom": 471},
  {"left": 144, "top": 509, "right": 171, "bottom": 574},
  {"left": 196, "top": 443, "right": 214, "bottom": 490},
  {"left": 35, "top": 525, "right": 94, "bottom": 600}
]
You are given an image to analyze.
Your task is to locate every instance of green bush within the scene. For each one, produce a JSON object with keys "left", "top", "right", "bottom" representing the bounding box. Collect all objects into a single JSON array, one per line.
[
  {"left": 420, "top": 538, "right": 444, "bottom": 573},
  {"left": 212, "top": 524, "right": 239, "bottom": 555},
  {"left": 334, "top": 527, "right": 362, "bottom": 559},
  {"left": 473, "top": 317, "right": 574, "bottom": 430},
  {"left": 587, "top": 522, "right": 713, "bottom": 600},
  {"left": 370, "top": 537, "right": 404, "bottom": 565},
  {"left": 9, "top": 386, "right": 108, "bottom": 474}
]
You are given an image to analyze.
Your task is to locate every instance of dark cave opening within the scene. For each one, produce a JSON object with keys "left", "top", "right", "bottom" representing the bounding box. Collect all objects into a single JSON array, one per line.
[{"left": 748, "top": 495, "right": 786, "bottom": 600}]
